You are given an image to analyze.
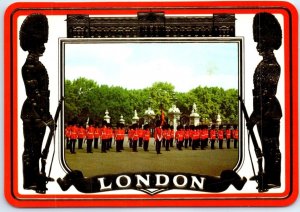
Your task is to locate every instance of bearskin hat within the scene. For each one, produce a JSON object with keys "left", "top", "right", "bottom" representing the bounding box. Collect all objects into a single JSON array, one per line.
[
  {"left": 253, "top": 12, "right": 282, "bottom": 50},
  {"left": 19, "top": 13, "right": 48, "bottom": 51}
]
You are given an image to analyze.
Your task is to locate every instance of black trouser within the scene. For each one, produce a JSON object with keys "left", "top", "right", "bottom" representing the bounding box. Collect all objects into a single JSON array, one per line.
[
  {"left": 211, "top": 139, "right": 215, "bottom": 149},
  {"left": 94, "top": 138, "right": 99, "bottom": 149},
  {"left": 66, "top": 138, "right": 71, "bottom": 149},
  {"left": 138, "top": 138, "right": 143, "bottom": 147},
  {"left": 177, "top": 140, "right": 183, "bottom": 150},
  {"left": 22, "top": 121, "right": 45, "bottom": 189},
  {"left": 143, "top": 141, "right": 149, "bottom": 151},
  {"left": 165, "top": 139, "right": 171, "bottom": 151},
  {"left": 156, "top": 140, "right": 161, "bottom": 154},
  {"left": 101, "top": 139, "right": 107, "bottom": 153},
  {"left": 116, "top": 140, "right": 123, "bottom": 152},
  {"left": 189, "top": 138, "right": 192, "bottom": 147},
  {"left": 258, "top": 119, "right": 281, "bottom": 186},
  {"left": 78, "top": 138, "right": 83, "bottom": 149},
  {"left": 132, "top": 139, "right": 138, "bottom": 152},
  {"left": 234, "top": 139, "right": 238, "bottom": 148},
  {"left": 70, "top": 139, "right": 76, "bottom": 153},
  {"left": 184, "top": 138, "right": 189, "bottom": 148},
  {"left": 219, "top": 138, "right": 223, "bottom": 149},
  {"left": 192, "top": 139, "right": 199, "bottom": 150},
  {"left": 200, "top": 139, "right": 206, "bottom": 150},
  {"left": 226, "top": 139, "right": 231, "bottom": 149},
  {"left": 170, "top": 139, "right": 174, "bottom": 147},
  {"left": 86, "top": 139, "right": 93, "bottom": 153}
]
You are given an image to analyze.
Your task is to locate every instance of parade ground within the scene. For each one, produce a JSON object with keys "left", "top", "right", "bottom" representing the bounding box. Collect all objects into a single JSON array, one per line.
[{"left": 65, "top": 138, "right": 239, "bottom": 177}]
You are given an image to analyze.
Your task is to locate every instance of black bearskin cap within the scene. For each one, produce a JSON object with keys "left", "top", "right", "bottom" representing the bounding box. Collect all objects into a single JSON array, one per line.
[
  {"left": 19, "top": 13, "right": 48, "bottom": 51},
  {"left": 253, "top": 12, "right": 282, "bottom": 50}
]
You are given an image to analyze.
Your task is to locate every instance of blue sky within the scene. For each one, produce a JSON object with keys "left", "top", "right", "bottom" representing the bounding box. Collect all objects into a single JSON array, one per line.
[{"left": 65, "top": 41, "right": 239, "bottom": 92}]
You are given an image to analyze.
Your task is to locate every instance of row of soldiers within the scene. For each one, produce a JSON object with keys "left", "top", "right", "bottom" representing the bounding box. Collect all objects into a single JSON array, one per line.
[
  {"left": 65, "top": 120, "right": 239, "bottom": 154},
  {"left": 153, "top": 123, "right": 238, "bottom": 154}
]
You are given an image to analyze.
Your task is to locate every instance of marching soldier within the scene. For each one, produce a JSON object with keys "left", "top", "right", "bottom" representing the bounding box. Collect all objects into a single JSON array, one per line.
[
  {"left": 165, "top": 124, "right": 172, "bottom": 151},
  {"left": 233, "top": 125, "right": 239, "bottom": 149},
  {"left": 115, "top": 123, "right": 125, "bottom": 152},
  {"left": 225, "top": 125, "right": 232, "bottom": 149},
  {"left": 210, "top": 125, "right": 216, "bottom": 149},
  {"left": 132, "top": 124, "right": 139, "bottom": 152},
  {"left": 100, "top": 121, "right": 109, "bottom": 153},
  {"left": 93, "top": 122, "right": 101, "bottom": 149},
  {"left": 142, "top": 124, "right": 151, "bottom": 151},
  {"left": 107, "top": 123, "right": 113, "bottom": 150},
  {"left": 77, "top": 122, "right": 86, "bottom": 149},
  {"left": 154, "top": 121, "right": 163, "bottom": 154},
  {"left": 128, "top": 125, "right": 134, "bottom": 148},
  {"left": 217, "top": 125, "right": 224, "bottom": 149},
  {"left": 85, "top": 121, "right": 95, "bottom": 153},
  {"left": 69, "top": 120, "right": 78, "bottom": 154},
  {"left": 184, "top": 125, "right": 190, "bottom": 148},
  {"left": 175, "top": 125, "right": 185, "bottom": 150},
  {"left": 191, "top": 125, "right": 200, "bottom": 150},
  {"left": 138, "top": 125, "right": 144, "bottom": 147},
  {"left": 65, "top": 123, "right": 71, "bottom": 149}
]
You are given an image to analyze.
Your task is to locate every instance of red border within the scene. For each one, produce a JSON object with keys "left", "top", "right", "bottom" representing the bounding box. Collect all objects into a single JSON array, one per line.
[{"left": 4, "top": 1, "right": 299, "bottom": 207}]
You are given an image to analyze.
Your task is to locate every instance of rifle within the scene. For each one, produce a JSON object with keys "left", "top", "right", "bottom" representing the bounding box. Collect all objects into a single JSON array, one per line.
[
  {"left": 238, "top": 96, "right": 268, "bottom": 192},
  {"left": 37, "top": 98, "right": 63, "bottom": 193}
]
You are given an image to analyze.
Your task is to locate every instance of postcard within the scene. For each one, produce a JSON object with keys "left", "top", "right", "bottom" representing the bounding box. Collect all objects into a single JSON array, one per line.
[{"left": 3, "top": 1, "right": 299, "bottom": 207}]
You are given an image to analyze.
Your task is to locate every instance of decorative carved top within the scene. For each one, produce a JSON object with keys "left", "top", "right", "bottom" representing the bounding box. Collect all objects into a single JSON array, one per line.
[{"left": 66, "top": 12, "right": 235, "bottom": 38}]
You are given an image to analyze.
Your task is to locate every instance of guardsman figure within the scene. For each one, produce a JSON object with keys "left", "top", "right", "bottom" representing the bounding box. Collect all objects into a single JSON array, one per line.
[
  {"left": 210, "top": 125, "right": 216, "bottom": 149},
  {"left": 93, "top": 122, "right": 101, "bottom": 149},
  {"left": 200, "top": 125, "right": 206, "bottom": 150},
  {"left": 128, "top": 125, "right": 134, "bottom": 148},
  {"left": 107, "top": 123, "right": 113, "bottom": 150},
  {"left": 233, "top": 125, "right": 239, "bottom": 149},
  {"left": 217, "top": 125, "right": 224, "bottom": 149},
  {"left": 115, "top": 123, "right": 125, "bottom": 152},
  {"left": 164, "top": 124, "right": 172, "bottom": 151},
  {"left": 132, "top": 124, "right": 139, "bottom": 152},
  {"left": 154, "top": 120, "right": 163, "bottom": 154},
  {"left": 175, "top": 125, "right": 185, "bottom": 150},
  {"left": 65, "top": 123, "right": 71, "bottom": 149},
  {"left": 69, "top": 120, "right": 78, "bottom": 154},
  {"left": 225, "top": 125, "right": 232, "bottom": 149},
  {"left": 85, "top": 121, "right": 95, "bottom": 153},
  {"left": 138, "top": 125, "right": 144, "bottom": 147},
  {"left": 184, "top": 125, "right": 190, "bottom": 148},
  {"left": 191, "top": 125, "right": 200, "bottom": 150},
  {"left": 203, "top": 125, "right": 209, "bottom": 148},
  {"left": 20, "top": 14, "right": 55, "bottom": 191},
  {"left": 142, "top": 124, "right": 151, "bottom": 151},
  {"left": 100, "top": 121, "right": 108, "bottom": 153},
  {"left": 77, "top": 122, "right": 86, "bottom": 149},
  {"left": 247, "top": 12, "right": 283, "bottom": 189}
]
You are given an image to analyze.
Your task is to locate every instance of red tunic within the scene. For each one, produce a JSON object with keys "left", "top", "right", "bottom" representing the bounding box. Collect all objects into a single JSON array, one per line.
[
  {"left": 226, "top": 129, "right": 232, "bottom": 139},
  {"left": 175, "top": 130, "right": 184, "bottom": 142},
  {"left": 218, "top": 129, "right": 224, "bottom": 140},
  {"left": 210, "top": 129, "right": 216, "bottom": 140},
  {"left": 77, "top": 127, "right": 86, "bottom": 139},
  {"left": 69, "top": 125, "right": 78, "bottom": 139},
  {"left": 143, "top": 129, "right": 151, "bottom": 142},
  {"left": 115, "top": 128, "right": 125, "bottom": 141},
  {"left": 86, "top": 126, "right": 95, "bottom": 139},
  {"left": 154, "top": 127, "right": 163, "bottom": 141},
  {"left": 233, "top": 129, "right": 239, "bottom": 140},
  {"left": 132, "top": 129, "right": 139, "bottom": 141}
]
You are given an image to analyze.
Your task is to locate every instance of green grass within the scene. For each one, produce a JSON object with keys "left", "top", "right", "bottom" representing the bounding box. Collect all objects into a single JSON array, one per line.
[{"left": 65, "top": 138, "right": 239, "bottom": 177}]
